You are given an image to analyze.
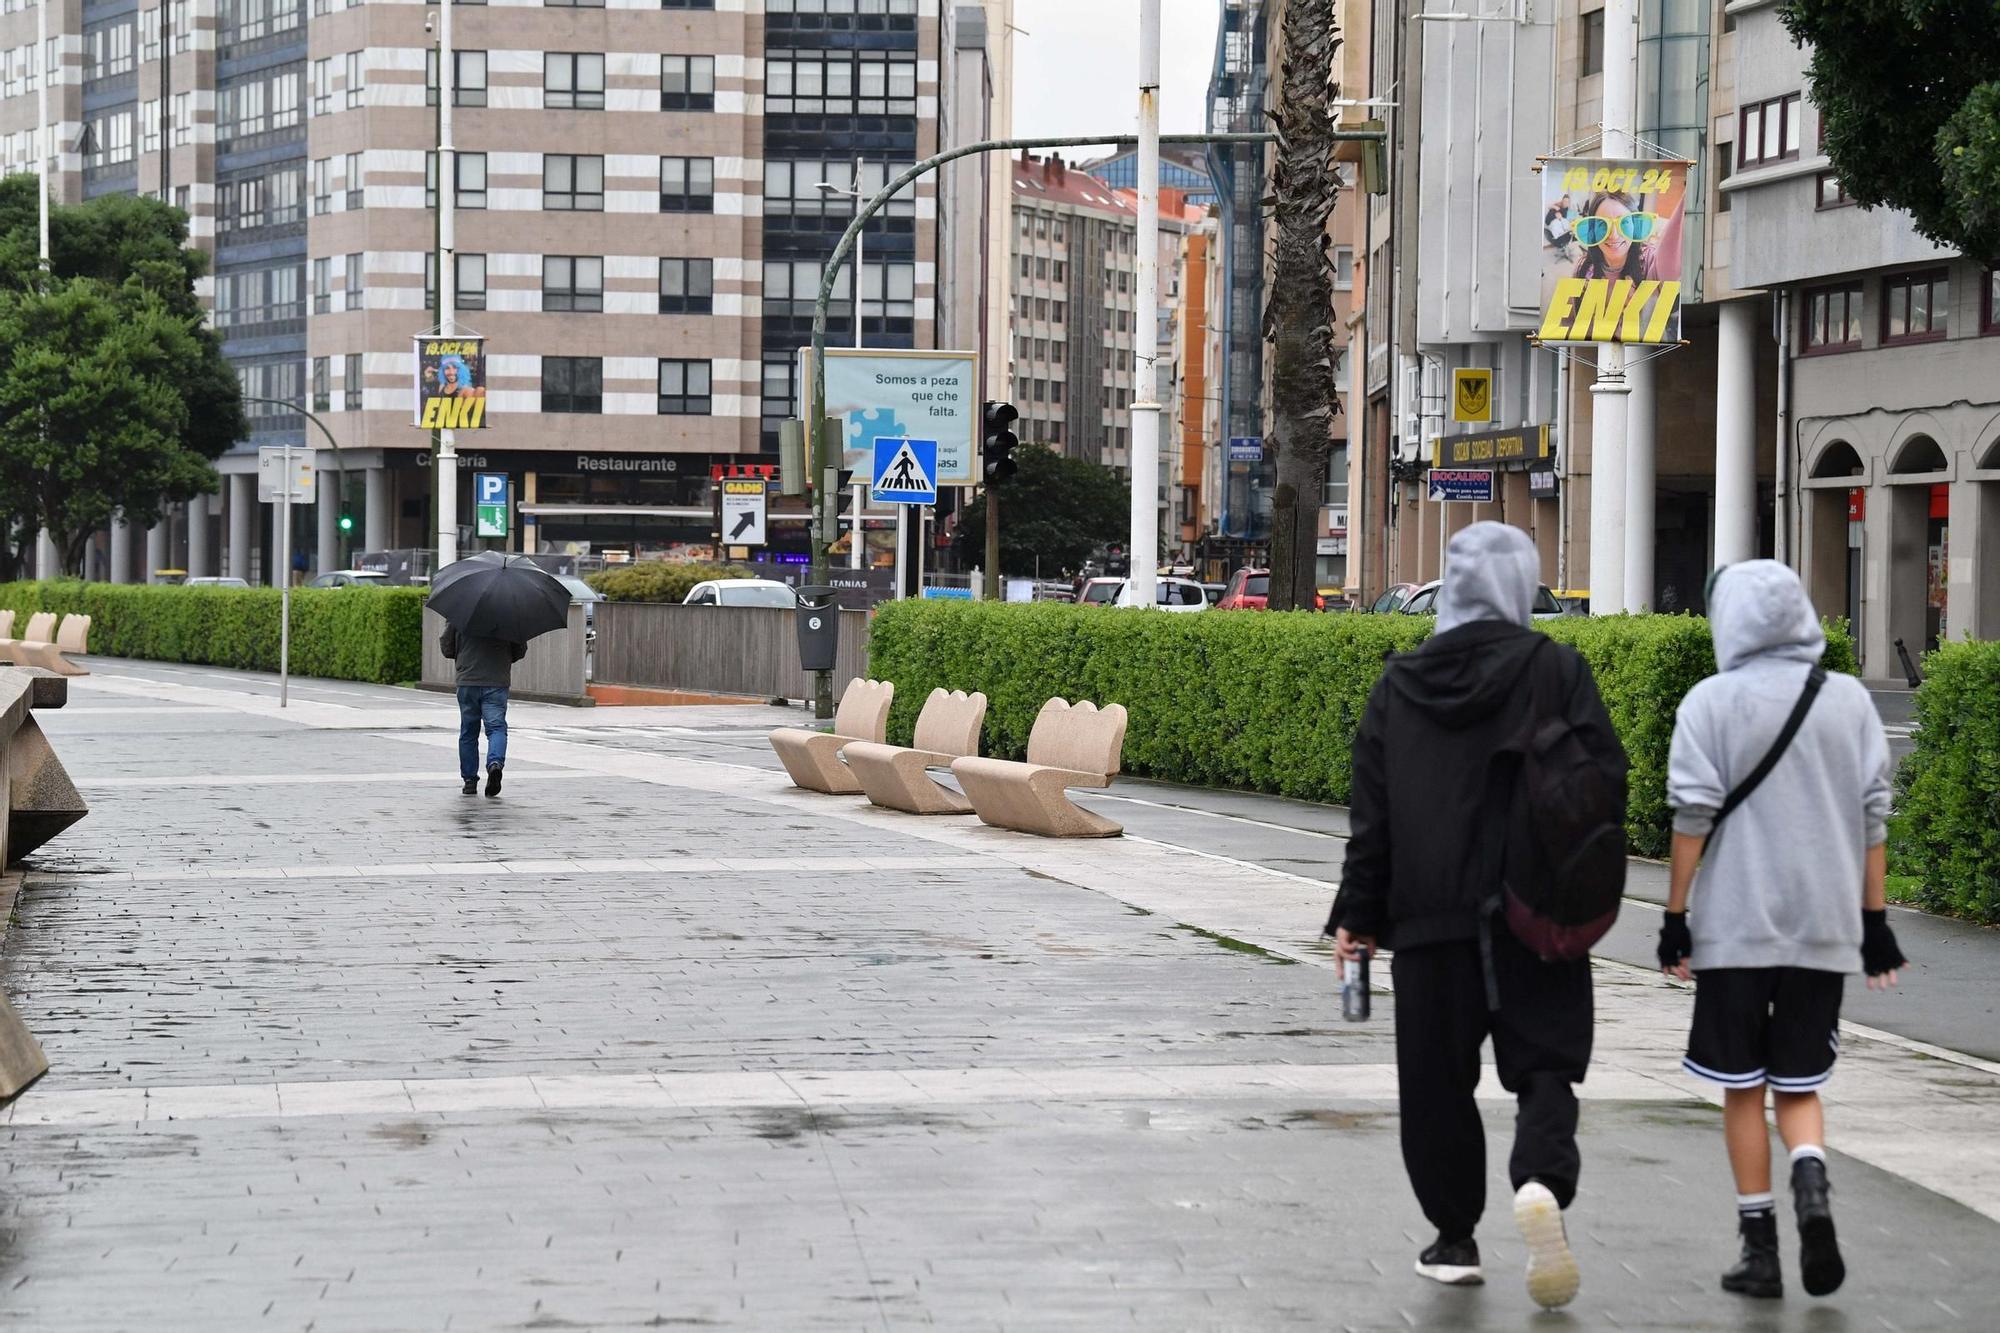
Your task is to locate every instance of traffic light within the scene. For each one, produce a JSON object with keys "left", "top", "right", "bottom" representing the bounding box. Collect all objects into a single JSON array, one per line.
[
  {"left": 982, "top": 400, "right": 1020, "bottom": 486},
  {"left": 338, "top": 512, "right": 354, "bottom": 534}
]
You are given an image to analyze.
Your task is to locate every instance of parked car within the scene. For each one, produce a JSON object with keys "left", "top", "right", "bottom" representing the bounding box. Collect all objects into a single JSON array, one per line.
[
  {"left": 307, "top": 570, "right": 390, "bottom": 589},
  {"left": 1212, "top": 568, "right": 1326, "bottom": 611},
  {"left": 1076, "top": 577, "right": 1125, "bottom": 607},
  {"left": 185, "top": 576, "right": 250, "bottom": 589},
  {"left": 1113, "top": 577, "right": 1209, "bottom": 612},
  {"left": 1395, "top": 579, "right": 1568, "bottom": 618},
  {"left": 1363, "top": 582, "right": 1421, "bottom": 614},
  {"left": 682, "top": 578, "right": 798, "bottom": 609}
]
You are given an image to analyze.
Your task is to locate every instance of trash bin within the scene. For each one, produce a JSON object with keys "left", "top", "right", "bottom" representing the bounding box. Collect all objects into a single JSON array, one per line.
[{"left": 794, "top": 586, "right": 841, "bottom": 672}]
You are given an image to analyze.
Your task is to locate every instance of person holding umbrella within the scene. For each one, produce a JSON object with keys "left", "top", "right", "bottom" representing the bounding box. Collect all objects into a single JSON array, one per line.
[{"left": 429, "top": 552, "right": 574, "bottom": 797}]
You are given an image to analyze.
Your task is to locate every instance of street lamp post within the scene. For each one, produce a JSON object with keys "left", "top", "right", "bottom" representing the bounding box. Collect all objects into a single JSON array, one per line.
[{"left": 814, "top": 160, "right": 868, "bottom": 575}]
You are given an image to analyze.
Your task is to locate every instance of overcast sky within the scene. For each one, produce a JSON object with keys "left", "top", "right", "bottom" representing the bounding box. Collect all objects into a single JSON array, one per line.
[{"left": 1011, "top": 0, "right": 1223, "bottom": 141}]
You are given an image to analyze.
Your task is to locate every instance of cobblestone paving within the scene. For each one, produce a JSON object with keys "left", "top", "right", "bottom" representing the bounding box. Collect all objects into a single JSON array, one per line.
[{"left": 0, "top": 672, "right": 1992, "bottom": 1329}]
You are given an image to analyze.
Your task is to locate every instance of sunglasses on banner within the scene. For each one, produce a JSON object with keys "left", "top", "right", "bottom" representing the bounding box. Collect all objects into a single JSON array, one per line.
[{"left": 1571, "top": 212, "right": 1659, "bottom": 246}]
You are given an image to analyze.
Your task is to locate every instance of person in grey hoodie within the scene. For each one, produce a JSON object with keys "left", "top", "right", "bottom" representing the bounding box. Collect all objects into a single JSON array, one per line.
[
  {"left": 1658, "top": 560, "right": 1906, "bottom": 1302},
  {"left": 440, "top": 623, "right": 526, "bottom": 797}
]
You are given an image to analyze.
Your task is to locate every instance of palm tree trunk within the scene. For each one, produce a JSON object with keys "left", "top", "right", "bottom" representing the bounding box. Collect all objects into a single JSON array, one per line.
[{"left": 1263, "top": 0, "right": 1343, "bottom": 612}]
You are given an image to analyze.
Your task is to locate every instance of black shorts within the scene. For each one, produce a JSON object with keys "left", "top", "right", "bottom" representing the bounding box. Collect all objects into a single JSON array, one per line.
[{"left": 1682, "top": 967, "right": 1845, "bottom": 1093}]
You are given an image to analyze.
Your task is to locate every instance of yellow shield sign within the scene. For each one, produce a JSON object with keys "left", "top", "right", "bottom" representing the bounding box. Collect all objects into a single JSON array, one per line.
[{"left": 1453, "top": 369, "right": 1493, "bottom": 424}]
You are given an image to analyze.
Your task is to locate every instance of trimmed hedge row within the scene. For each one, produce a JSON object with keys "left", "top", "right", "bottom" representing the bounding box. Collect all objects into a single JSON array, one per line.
[
  {"left": 1891, "top": 640, "right": 2000, "bottom": 922},
  {"left": 585, "top": 562, "right": 754, "bottom": 604},
  {"left": 0, "top": 581, "right": 426, "bottom": 684},
  {"left": 868, "top": 601, "right": 1858, "bottom": 859}
]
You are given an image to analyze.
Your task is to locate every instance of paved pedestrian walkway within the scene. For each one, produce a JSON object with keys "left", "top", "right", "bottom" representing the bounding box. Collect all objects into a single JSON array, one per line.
[{"left": 3, "top": 661, "right": 1995, "bottom": 1329}]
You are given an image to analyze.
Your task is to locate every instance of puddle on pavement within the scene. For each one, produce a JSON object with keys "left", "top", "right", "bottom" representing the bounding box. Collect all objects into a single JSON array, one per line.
[
  {"left": 1171, "top": 923, "right": 1299, "bottom": 964},
  {"left": 1277, "top": 1108, "right": 1392, "bottom": 1131},
  {"left": 746, "top": 1107, "right": 969, "bottom": 1142}
]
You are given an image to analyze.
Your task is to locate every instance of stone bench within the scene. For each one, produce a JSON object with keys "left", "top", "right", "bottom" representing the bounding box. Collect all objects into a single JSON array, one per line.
[
  {"left": 0, "top": 612, "right": 90, "bottom": 676},
  {"left": 845, "top": 688, "right": 988, "bottom": 815},
  {"left": 768, "top": 678, "right": 893, "bottom": 795},
  {"left": 951, "top": 698, "right": 1128, "bottom": 838}
]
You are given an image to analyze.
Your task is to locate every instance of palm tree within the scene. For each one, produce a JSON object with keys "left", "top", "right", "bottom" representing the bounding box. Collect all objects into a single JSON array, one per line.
[{"left": 1262, "top": 0, "right": 1343, "bottom": 611}]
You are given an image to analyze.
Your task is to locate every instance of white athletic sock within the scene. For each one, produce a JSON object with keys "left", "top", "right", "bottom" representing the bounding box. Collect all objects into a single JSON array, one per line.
[
  {"left": 1790, "top": 1145, "right": 1827, "bottom": 1166},
  {"left": 1736, "top": 1191, "right": 1776, "bottom": 1217}
]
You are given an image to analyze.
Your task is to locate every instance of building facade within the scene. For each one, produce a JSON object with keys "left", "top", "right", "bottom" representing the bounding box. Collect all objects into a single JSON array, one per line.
[{"left": 0, "top": 0, "right": 1009, "bottom": 583}]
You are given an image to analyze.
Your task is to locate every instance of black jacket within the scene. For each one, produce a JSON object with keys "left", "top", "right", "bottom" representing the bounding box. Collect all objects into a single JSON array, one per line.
[
  {"left": 1327, "top": 621, "right": 1622, "bottom": 950},
  {"left": 439, "top": 624, "right": 527, "bottom": 688}
]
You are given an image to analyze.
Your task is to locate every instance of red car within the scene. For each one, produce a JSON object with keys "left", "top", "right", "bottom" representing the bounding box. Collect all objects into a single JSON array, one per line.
[{"left": 1214, "top": 568, "right": 1325, "bottom": 611}]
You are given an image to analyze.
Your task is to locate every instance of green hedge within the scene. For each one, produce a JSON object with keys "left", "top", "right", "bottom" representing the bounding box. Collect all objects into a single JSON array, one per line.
[
  {"left": 585, "top": 562, "right": 754, "bottom": 604},
  {"left": 1890, "top": 640, "right": 2000, "bottom": 922},
  {"left": 0, "top": 581, "right": 425, "bottom": 684},
  {"left": 868, "top": 602, "right": 1858, "bottom": 858}
]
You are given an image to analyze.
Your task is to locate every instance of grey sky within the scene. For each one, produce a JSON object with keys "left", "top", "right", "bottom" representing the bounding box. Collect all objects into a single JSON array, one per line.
[{"left": 1011, "top": 0, "right": 1223, "bottom": 141}]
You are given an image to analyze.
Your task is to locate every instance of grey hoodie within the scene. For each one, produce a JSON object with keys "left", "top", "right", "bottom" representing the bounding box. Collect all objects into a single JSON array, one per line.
[
  {"left": 1666, "top": 561, "right": 1891, "bottom": 974},
  {"left": 1436, "top": 521, "right": 1541, "bottom": 633}
]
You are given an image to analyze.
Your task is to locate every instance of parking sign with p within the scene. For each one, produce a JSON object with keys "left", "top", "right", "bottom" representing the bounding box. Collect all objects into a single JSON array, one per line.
[{"left": 474, "top": 471, "right": 509, "bottom": 538}]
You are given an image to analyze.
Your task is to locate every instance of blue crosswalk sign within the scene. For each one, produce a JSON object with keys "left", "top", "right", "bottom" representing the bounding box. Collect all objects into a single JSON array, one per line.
[{"left": 871, "top": 438, "right": 938, "bottom": 505}]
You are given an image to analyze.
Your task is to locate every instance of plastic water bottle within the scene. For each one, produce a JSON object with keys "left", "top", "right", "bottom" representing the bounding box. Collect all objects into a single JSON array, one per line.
[{"left": 1342, "top": 946, "right": 1372, "bottom": 1022}]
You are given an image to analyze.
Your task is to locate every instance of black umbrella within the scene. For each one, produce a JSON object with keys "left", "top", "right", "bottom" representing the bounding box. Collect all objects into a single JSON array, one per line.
[{"left": 428, "top": 552, "right": 573, "bottom": 642}]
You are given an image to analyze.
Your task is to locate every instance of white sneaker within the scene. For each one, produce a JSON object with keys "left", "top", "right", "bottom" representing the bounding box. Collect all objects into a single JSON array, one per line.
[{"left": 1514, "top": 1181, "right": 1580, "bottom": 1310}]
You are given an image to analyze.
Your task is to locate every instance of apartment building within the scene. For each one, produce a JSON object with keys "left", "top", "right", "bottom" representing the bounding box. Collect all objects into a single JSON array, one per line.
[{"left": 0, "top": 0, "right": 1009, "bottom": 582}]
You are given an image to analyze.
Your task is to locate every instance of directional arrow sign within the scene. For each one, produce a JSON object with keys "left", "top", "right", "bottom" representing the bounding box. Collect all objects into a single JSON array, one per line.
[
  {"left": 720, "top": 479, "right": 767, "bottom": 547},
  {"left": 871, "top": 438, "right": 938, "bottom": 506}
]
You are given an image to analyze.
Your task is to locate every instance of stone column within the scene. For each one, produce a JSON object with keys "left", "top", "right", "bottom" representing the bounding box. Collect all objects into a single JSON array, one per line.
[
  {"left": 365, "top": 465, "right": 391, "bottom": 554},
  {"left": 34, "top": 531, "right": 59, "bottom": 579},
  {"left": 1714, "top": 302, "right": 1759, "bottom": 569},
  {"left": 227, "top": 473, "right": 254, "bottom": 582},
  {"left": 187, "top": 494, "right": 212, "bottom": 580},
  {"left": 317, "top": 484, "right": 338, "bottom": 576},
  {"left": 1623, "top": 356, "right": 1657, "bottom": 611},
  {"left": 109, "top": 514, "right": 133, "bottom": 584},
  {"left": 145, "top": 518, "right": 168, "bottom": 584}
]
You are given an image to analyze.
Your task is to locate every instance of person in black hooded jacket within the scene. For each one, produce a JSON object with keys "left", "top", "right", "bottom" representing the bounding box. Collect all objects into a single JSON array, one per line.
[{"left": 1327, "top": 521, "right": 1625, "bottom": 1311}]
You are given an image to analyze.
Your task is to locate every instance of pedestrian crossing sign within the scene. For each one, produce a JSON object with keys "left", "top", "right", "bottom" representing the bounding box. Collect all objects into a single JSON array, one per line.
[{"left": 871, "top": 437, "right": 938, "bottom": 505}]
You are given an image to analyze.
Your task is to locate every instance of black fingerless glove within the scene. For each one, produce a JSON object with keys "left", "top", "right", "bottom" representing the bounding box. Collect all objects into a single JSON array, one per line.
[
  {"left": 1658, "top": 911, "right": 1693, "bottom": 971},
  {"left": 1861, "top": 909, "right": 1906, "bottom": 977}
]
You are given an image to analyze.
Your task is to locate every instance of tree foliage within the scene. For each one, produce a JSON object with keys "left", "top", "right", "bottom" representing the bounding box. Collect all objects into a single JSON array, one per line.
[
  {"left": 0, "top": 176, "right": 243, "bottom": 575},
  {"left": 1783, "top": 0, "right": 2000, "bottom": 264},
  {"left": 1263, "top": 0, "right": 1344, "bottom": 610},
  {"left": 954, "top": 445, "right": 1131, "bottom": 578}
]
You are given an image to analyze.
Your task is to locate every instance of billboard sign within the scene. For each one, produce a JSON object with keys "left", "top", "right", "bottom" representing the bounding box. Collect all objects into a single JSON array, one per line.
[
  {"left": 1428, "top": 469, "right": 1494, "bottom": 504},
  {"left": 1536, "top": 158, "right": 1689, "bottom": 345},
  {"left": 817, "top": 349, "right": 979, "bottom": 486},
  {"left": 721, "top": 479, "right": 768, "bottom": 546},
  {"left": 1228, "top": 437, "right": 1263, "bottom": 462},
  {"left": 413, "top": 336, "right": 489, "bottom": 430},
  {"left": 1430, "top": 424, "right": 1551, "bottom": 471}
]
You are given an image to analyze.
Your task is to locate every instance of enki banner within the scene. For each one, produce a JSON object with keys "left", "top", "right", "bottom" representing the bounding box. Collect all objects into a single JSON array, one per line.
[
  {"left": 1535, "top": 158, "right": 1688, "bottom": 345},
  {"left": 413, "top": 336, "right": 489, "bottom": 430}
]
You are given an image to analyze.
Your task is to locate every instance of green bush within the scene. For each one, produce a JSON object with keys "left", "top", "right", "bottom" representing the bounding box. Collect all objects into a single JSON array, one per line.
[
  {"left": 1890, "top": 640, "right": 2000, "bottom": 922},
  {"left": 585, "top": 562, "right": 754, "bottom": 604},
  {"left": 868, "top": 603, "right": 1860, "bottom": 858},
  {"left": 0, "top": 580, "right": 425, "bottom": 684}
]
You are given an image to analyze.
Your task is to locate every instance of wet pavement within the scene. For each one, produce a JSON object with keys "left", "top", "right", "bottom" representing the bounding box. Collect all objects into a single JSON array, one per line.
[{"left": 1, "top": 661, "right": 1994, "bottom": 1329}]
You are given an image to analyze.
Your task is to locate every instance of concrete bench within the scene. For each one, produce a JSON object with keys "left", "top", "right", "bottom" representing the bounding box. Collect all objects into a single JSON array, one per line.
[
  {"left": 768, "top": 678, "right": 894, "bottom": 794},
  {"left": 845, "top": 688, "right": 988, "bottom": 815},
  {"left": 4, "top": 613, "right": 90, "bottom": 676},
  {"left": 0, "top": 610, "right": 13, "bottom": 642},
  {"left": 951, "top": 698, "right": 1128, "bottom": 838}
]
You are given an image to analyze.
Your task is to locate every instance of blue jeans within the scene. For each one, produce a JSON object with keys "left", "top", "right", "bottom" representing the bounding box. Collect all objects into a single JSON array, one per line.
[{"left": 457, "top": 686, "right": 509, "bottom": 779}]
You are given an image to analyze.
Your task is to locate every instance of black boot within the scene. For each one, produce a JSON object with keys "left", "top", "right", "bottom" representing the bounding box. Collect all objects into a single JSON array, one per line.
[
  {"left": 1721, "top": 1210, "right": 1783, "bottom": 1299},
  {"left": 1793, "top": 1156, "right": 1846, "bottom": 1297}
]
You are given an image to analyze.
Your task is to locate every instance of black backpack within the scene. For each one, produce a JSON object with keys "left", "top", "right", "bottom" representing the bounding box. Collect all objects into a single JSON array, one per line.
[{"left": 1490, "top": 640, "right": 1630, "bottom": 965}]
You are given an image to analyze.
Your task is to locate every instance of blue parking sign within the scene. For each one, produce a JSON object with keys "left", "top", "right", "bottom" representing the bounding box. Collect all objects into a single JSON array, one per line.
[{"left": 475, "top": 472, "right": 507, "bottom": 505}]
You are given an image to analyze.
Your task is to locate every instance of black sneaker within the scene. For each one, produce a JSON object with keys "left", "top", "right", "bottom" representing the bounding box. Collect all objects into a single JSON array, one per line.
[
  {"left": 485, "top": 763, "right": 503, "bottom": 798},
  {"left": 1415, "top": 1236, "right": 1483, "bottom": 1286},
  {"left": 462, "top": 776, "right": 479, "bottom": 796},
  {"left": 1793, "top": 1156, "right": 1845, "bottom": 1297},
  {"left": 1721, "top": 1209, "right": 1783, "bottom": 1299}
]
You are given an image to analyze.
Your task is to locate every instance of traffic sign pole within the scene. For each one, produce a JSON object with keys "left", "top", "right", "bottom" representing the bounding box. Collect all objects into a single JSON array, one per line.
[{"left": 279, "top": 437, "right": 291, "bottom": 709}]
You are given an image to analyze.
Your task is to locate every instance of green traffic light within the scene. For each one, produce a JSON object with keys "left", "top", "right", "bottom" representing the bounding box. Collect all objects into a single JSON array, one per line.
[{"left": 338, "top": 514, "right": 354, "bottom": 532}]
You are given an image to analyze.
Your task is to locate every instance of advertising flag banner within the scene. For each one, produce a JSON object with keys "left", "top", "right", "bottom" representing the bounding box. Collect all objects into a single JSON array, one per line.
[
  {"left": 1536, "top": 158, "right": 1689, "bottom": 345},
  {"left": 413, "top": 336, "right": 489, "bottom": 430}
]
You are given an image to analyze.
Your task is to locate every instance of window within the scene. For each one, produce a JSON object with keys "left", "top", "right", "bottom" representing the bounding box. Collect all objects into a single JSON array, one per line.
[
  {"left": 1035, "top": 258, "right": 1048, "bottom": 279},
  {"left": 1882, "top": 269, "right": 1949, "bottom": 344},
  {"left": 344, "top": 353, "right": 363, "bottom": 412},
  {"left": 140, "top": 100, "right": 161, "bottom": 154},
  {"left": 426, "top": 253, "right": 488, "bottom": 310},
  {"left": 547, "top": 0, "right": 605, "bottom": 7},
  {"left": 660, "top": 258, "right": 714, "bottom": 313},
  {"left": 761, "top": 355, "right": 796, "bottom": 421},
  {"left": 344, "top": 253, "right": 363, "bottom": 312},
  {"left": 1714, "top": 146, "right": 1733, "bottom": 212},
  {"left": 1051, "top": 341, "right": 1064, "bottom": 365},
  {"left": 428, "top": 152, "right": 489, "bottom": 210},
  {"left": 663, "top": 0, "right": 716, "bottom": 8},
  {"left": 344, "top": 152, "right": 363, "bottom": 209},
  {"left": 344, "top": 52, "right": 364, "bottom": 110},
  {"left": 1739, "top": 93, "right": 1801, "bottom": 168},
  {"left": 1580, "top": 8, "right": 1604, "bottom": 77},
  {"left": 542, "top": 357, "right": 602, "bottom": 414},
  {"left": 1333, "top": 245, "right": 1355, "bottom": 290},
  {"left": 1815, "top": 171, "right": 1852, "bottom": 210},
  {"left": 312, "top": 158, "right": 331, "bottom": 214},
  {"left": 312, "top": 357, "right": 330, "bottom": 414},
  {"left": 658, "top": 359, "right": 712, "bottom": 415},
  {"left": 428, "top": 49, "right": 489, "bottom": 107},
  {"left": 313, "top": 256, "right": 331, "bottom": 313},
  {"left": 662, "top": 56, "right": 715, "bottom": 111},
  {"left": 762, "top": 159, "right": 915, "bottom": 218},
  {"left": 140, "top": 7, "right": 161, "bottom": 60},
  {"left": 660, "top": 157, "right": 714, "bottom": 212},
  {"left": 764, "top": 259, "right": 846, "bottom": 316},
  {"left": 1801, "top": 283, "right": 1862, "bottom": 353},
  {"left": 544, "top": 154, "right": 604, "bottom": 211},
  {"left": 764, "top": 50, "right": 918, "bottom": 116},
  {"left": 544, "top": 53, "right": 605, "bottom": 110},
  {"left": 311, "top": 58, "right": 332, "bottom": 116},
  {"left": 542, "top": 256, "right": 604, "bottom": 312},
  {"left": 220, "top": 78, "right": 268, "bottom": 138},
  {"left": 270, "top": 69, "right": 302, "bottom": 130}
]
